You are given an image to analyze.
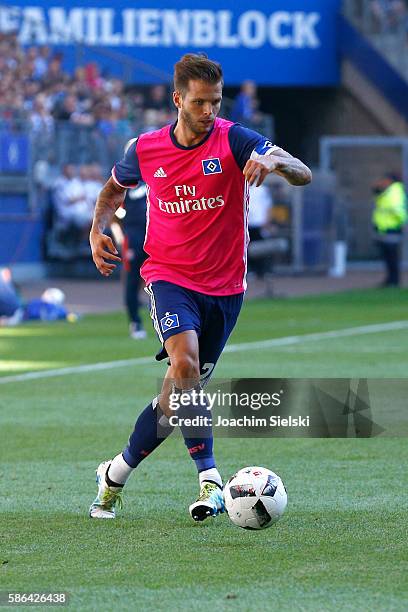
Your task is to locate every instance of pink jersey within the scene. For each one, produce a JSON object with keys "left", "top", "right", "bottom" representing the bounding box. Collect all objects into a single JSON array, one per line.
[{"left": 112, "top": 118, "right": 275, "bottom": 296}]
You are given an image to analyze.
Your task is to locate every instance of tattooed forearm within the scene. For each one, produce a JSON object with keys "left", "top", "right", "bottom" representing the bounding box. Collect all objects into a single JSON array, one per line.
[
  {"left": 91, "top": 177, "right": 126, "bottom": 234},
  {"left": 249, "top": 149, "right": 312, "bottom": 187},
  {"left": 273, "top": 156, "right": 312, "bottom": 186}
]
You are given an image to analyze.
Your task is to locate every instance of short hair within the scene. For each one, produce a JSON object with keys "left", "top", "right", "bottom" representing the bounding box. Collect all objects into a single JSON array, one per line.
[{"left": 174, "top": 53, "right": 223, "bottom": 94}]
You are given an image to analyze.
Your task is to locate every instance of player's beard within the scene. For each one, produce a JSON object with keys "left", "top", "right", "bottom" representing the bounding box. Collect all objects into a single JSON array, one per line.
[{"left": 180, "top": 108, "right": 214, "bottom": 136}]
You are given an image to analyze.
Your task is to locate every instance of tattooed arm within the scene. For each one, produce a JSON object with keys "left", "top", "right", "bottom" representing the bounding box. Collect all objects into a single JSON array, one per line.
[
  {"left": 90, "top": 177, "right": 126, "bottom": 276},
  {"left": 243, "top": 147, "right": 312, "bottom": 187}
]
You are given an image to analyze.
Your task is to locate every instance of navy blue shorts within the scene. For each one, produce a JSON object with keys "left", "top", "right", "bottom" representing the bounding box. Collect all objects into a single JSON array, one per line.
[{"left": 145, "top": 281, "right": 244, "bottom": 384}]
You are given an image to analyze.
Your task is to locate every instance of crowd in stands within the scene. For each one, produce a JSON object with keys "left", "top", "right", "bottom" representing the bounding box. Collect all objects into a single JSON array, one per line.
[
  {"left": 0, "top": 31, "right": 274, "bottom": 261},
  {"left": 343, "top": 0, "right": 408, "bottom": 81},
  {"left": 345, "top": 0, "right": 408, "bottom": 36},
  {"left": 369, "top": 0, "right": 408, "bottom": 34},
  {"left": 0, "top": 32, "right": 271, "bottom": 152},
  {"left": 0, "top": 31, "right": 178, "bottom": 257},
  {"left": 0, "top": 31, "right": 176, "bottom": 164}
]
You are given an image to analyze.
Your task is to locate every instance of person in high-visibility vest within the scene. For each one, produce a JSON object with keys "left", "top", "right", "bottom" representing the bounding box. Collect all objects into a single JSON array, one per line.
[{"left": 372, "top": 174, "right": 407, "bottom": 286}]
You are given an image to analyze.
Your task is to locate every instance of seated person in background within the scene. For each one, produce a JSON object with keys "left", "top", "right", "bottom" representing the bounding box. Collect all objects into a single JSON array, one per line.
[
  {"left": 52, "top": 164, "right": 94, "bottom": 247},
  {"left": 82, "top": 163, "right": 104, "bottom": 219}
]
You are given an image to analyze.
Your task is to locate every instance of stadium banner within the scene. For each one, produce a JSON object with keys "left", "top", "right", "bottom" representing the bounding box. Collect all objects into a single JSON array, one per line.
[
  {"left": 161, "top": 378, "right": 408, "bottom": 438},
  {"left": 0, "top": 0, "right": 341, "bottom": 85}
]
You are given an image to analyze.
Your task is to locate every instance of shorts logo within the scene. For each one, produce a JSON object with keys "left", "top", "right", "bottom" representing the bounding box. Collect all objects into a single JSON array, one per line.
[
  {"left": 160, "top": 312, "right": 179, "bottom": 332},
  {"left": 202, "top": 158, "right": 222, "bottom": 175}
]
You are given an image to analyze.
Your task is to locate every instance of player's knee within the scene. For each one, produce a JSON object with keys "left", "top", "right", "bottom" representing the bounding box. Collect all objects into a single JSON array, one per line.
[{"left": 171, "top": 353, "right": 200, "bottom": 384}]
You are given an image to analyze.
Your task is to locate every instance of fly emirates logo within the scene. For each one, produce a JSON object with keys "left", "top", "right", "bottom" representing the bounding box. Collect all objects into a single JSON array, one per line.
[{"left": 157, "top": 184, "right": 225, "bottom": 215}]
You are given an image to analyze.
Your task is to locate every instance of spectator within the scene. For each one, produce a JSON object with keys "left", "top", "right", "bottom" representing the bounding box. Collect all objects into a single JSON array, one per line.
[
  {"left": 107, "top": 78, "right": 125, "bottom": 111},
  {"left": 114, "top": 105, "right": 133, "bottom": 139},
  {"left": 82, "top": 163, "right": 104, "bottom": 216},
  {"left": 42, "top": 53, "right": 66, "bottom": 89},
  {"left": 247, "top": 182, "right": 274, "bottom": 279},
  {"left": 85, "top": 62, "right": 104, "bottom": 91},
  {"left": 22, "top": 80, "right": 41, "bottom": 112},
  {"left": 148, "top": 84, "right": 168, "bottom": 110},
  {"left": 231, "top": 80, "right": 259, "bottom": 124},
  {"left": 29, "top": 93, "right": 54, "bottom": 134},
  {"left": 143, "top": 108, "right": 161, "bottom": 132},
  {"left": 127, "top": 91, "right": 146, "bottom": 125},
  {"left": 53, "top": 93, "right": 78, "bottom": 122},
  {"left": 33, "top": 46, "right": 50, "bottom": 80},
  {"left": 52, "top": 164, "right": 93, "bottom": 245}
]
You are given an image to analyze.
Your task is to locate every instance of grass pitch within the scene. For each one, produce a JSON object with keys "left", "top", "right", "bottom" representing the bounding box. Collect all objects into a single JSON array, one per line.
[{"left": 1, "top": 289, "right": 407, "bottom": 610}]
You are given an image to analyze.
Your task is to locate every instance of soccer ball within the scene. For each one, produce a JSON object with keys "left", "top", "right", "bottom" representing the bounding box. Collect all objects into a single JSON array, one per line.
[{"left": 224, "top": 466, "right": 287, "bottom": 530}]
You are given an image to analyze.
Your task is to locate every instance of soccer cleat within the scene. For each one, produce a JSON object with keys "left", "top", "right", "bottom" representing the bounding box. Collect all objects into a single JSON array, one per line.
[
  {"left": 189, "top": 481, "right": 225, "bottom": 522},
  {"left": 89, "top": 461, "right": 123, "bottom": 519}
]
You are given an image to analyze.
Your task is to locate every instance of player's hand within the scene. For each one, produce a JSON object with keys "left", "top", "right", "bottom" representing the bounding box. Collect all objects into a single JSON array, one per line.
[
  {"left": 243, "top": 157, "right": 278, "bottom": 187},
  {"left": 90, "top": 230, "right": 121, "bottom": 277}
]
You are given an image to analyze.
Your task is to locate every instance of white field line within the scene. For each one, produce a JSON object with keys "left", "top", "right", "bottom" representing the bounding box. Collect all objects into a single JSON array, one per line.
[{"left": 1, "top": 320, "right": 408, "bottom": 385}]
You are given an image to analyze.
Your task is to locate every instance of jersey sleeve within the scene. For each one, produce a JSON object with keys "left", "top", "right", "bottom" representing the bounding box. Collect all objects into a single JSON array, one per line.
[
  {"left": 111, "top": 139, "right": 142, "bottom": 188},
  {"left": 228, "top": 124, "right": 280, "bottom": 171}
]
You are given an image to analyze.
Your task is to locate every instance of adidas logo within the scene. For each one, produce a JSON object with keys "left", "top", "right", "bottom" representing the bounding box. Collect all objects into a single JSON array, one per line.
[{"left": 154, "top": 167, "right": 167, "bottom": 177}]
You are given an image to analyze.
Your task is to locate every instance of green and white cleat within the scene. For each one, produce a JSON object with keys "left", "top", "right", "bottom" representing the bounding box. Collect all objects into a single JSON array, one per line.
[
  {"left": 189, "top": 481, "right": 225, "bottom": 522},
  {"left": 89, "top": 461, "right": 123, "bottom": 519}
]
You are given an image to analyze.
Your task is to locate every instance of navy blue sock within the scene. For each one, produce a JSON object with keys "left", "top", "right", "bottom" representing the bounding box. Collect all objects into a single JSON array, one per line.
[
  {"left": 123, "top": 400, "right": 174, "bottom": 468},
  {"left": 175, "top": 387, "right": 216, "bottom": 472}
]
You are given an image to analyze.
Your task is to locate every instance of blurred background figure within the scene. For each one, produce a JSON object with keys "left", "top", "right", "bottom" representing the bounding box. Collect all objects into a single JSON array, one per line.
[
  {"left": 231, "top": 80, "right": 260, "bottom": 125},
  {"left": 111, "top": 179, "right": 148, "bottom": 340},
  {"left": 0, "top": 270, "right": 76, "bottom": 325},
  {"left": 0, "top": 268, "right": 22, "bottom": 325},
  {"left": 247, "top": 181, "right": 274, "bottom": 280},
  {"left": 109, "top": 138, "right": 148, "bottom": 339},
  {"left": 52, "top": 164, "right": 93, "bottom": 249},
  {"left": 23, "top": 286, "right": 77, "bottom": 322},
  {"left": 82, "top": 163, "right": 103, "bottom": 219},
  {"left": 372, "top": 173, "right": 408, "bottom": 286},
  {"left": 148, "top": 84, "right": 170, "bottom": 113},
  {"left": 122, "top": 184, "right": 148, "bottom": 339},
  {"left": 29, "top": 93, "right": 55, "bottom": 135},
  {"left": 370, "top": 0, "right": 408, "bottom": 33}
]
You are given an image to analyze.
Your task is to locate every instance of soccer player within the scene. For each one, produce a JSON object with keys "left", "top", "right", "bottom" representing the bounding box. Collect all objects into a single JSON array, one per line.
[{"left": 89, "top": 54, "right": 311, "bottom": 520}]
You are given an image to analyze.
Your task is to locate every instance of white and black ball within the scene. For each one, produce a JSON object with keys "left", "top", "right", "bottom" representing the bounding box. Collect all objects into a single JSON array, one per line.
[{"left": 224, "top": 466, "right": 287, "bottom": 530}]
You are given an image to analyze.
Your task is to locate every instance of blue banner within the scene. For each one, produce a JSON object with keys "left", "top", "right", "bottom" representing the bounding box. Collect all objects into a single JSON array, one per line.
[{"left": 0, "top": 1, "right": 340, "bottom": 85}]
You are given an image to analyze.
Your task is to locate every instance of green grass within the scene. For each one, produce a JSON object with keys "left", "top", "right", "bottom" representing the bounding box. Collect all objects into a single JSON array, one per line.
[{"left": 1, "top": 289, "right": 408, "bottom": 610}]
